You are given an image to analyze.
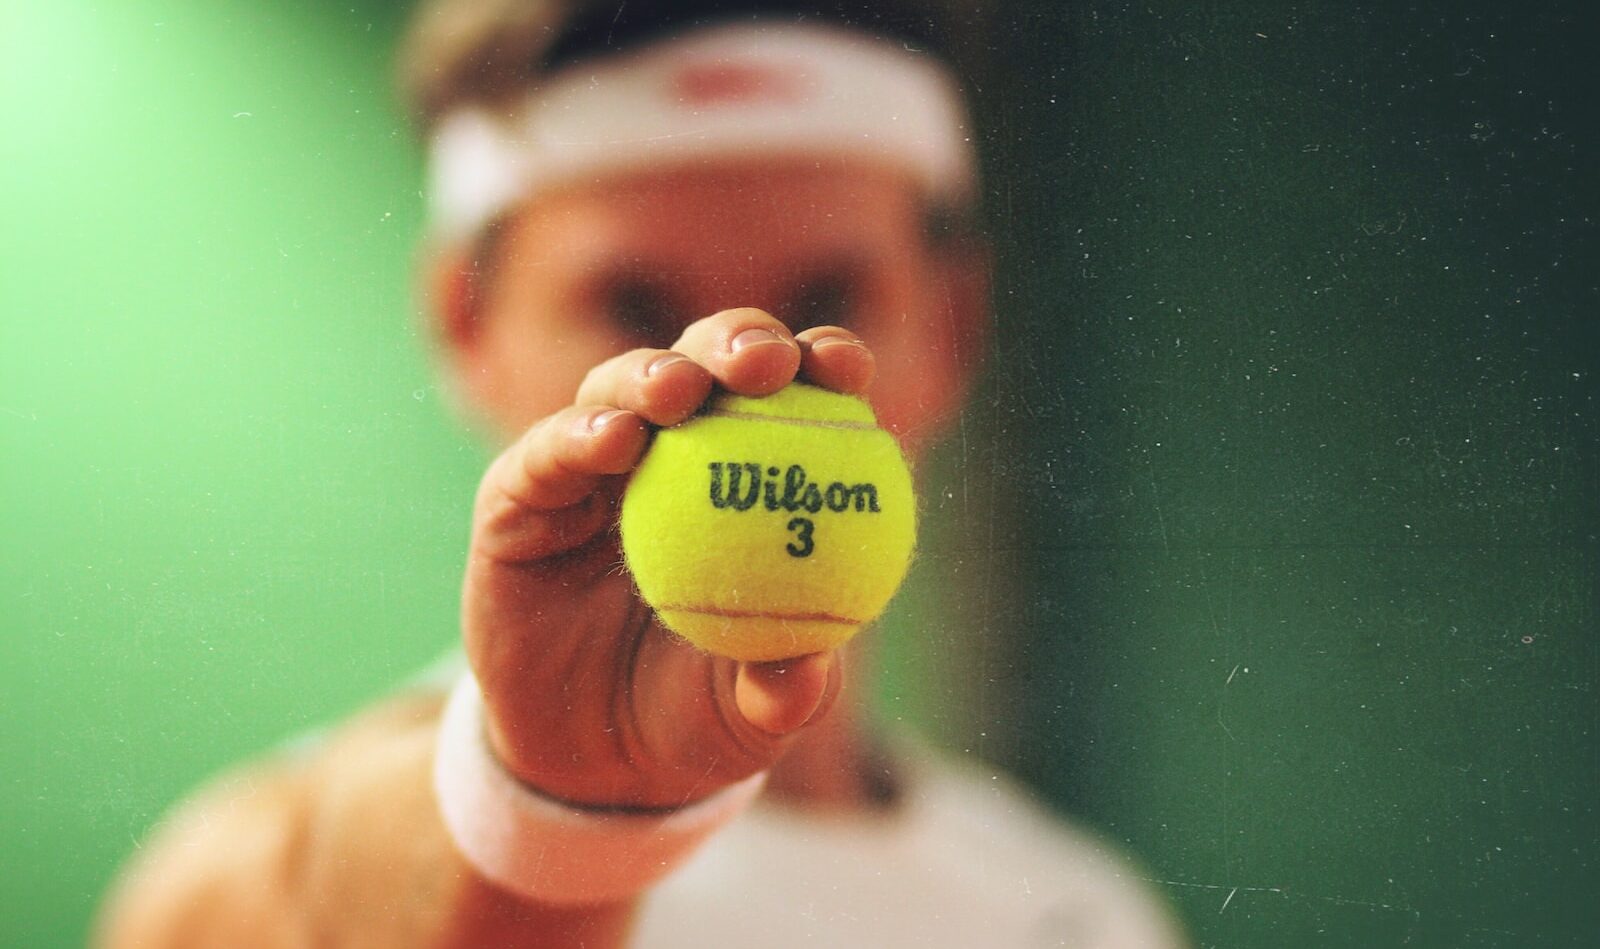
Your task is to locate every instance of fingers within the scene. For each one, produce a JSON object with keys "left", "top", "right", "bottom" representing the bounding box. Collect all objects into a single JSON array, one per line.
[
  {"left": 796, "top": 327, "right": 875, "bottom": 394},
  {"left": 667, "top": 308, "right": 876, "bottom": 399},
  {"left": 573, "top": 348, "right": 714, "bottom": 427},
  {"left": 670, "top": 307, "right": 802, "bottom": 396},
  {"left": 471, "top": 406, "right": 647, "bottom": 562},
  {"left": 473, "top": 309, "right": 876, "bottom": 565},
  {"left": 734, "top": 651, "right": 842, "bottom": 737},
  {"left": 572, "top": 318, "right": 874, "bottom": 432}
]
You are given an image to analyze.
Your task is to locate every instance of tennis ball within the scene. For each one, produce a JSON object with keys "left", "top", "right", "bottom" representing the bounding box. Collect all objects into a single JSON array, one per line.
[{"left": 620, "top": 382, "right": 916, "bottom": 662}]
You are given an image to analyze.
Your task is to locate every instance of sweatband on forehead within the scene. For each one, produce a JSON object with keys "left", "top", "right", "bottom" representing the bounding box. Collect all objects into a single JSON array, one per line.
[{"left": 426, "top": 22, "right": 978, "bottom": 242}]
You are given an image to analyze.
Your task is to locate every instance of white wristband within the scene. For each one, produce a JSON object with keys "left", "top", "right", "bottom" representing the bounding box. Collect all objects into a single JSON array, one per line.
[{"left": 432, "top": 672, "right": 767, "bottom": 905}]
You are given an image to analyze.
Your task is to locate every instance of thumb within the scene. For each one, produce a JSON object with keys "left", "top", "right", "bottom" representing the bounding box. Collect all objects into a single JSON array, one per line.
[{"left": 733, "top": 652, "right": 841, "bottom": 736}]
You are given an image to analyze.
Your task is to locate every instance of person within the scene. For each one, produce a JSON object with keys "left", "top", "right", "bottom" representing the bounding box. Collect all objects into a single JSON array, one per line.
[{"left": 95, "top": 1, "right": 1187, "bottom": 946}]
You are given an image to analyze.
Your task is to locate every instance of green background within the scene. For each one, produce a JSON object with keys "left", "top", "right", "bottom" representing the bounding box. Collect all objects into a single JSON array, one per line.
[{"left": 2, "top": 2, "right": 1593, "bottom": 947}]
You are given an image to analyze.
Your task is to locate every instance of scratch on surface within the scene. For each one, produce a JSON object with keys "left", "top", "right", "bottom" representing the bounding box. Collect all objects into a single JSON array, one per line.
[
  {"left": 605, "top": 1, "right": 626, "bottom": 46},
  {"left": 676, "top": 755, "right": 721, "bottom": 808},
  {"left": 1218, "top": 886, "right": 1238, "bottom": 914},
  {"left": 1217, "top": 662, "right": 1239, "bottom": 740},
  {"left": 1216, "top": 705, "right": 1236, "bottom": 741},
  {"left": 1146, "top": 464, "right": 1171, "bottom": 555},
  {"left": 1139, "top": 878, "right": 1282, "bottom": 897},
  {"left": 1132, "top": 876, "right": 1498, "bottom": 925}
]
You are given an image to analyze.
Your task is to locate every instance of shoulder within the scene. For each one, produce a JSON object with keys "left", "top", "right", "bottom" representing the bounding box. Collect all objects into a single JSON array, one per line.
[{"left": 93, "top": 690, "right": 448, "bottom": 948}]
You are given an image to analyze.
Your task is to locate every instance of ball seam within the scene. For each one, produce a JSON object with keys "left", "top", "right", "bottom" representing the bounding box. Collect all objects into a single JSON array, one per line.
[
  {"left": 656, "top": 604, "right": 864, "bottom": 626},
  {"left": 702, "top": 409, "right": 879, "bottom": 432}
]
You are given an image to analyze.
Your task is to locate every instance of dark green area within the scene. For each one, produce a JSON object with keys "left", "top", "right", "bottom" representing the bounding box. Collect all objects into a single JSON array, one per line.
[
  {"left": 1, "top": 2, "right": 1593, "bottom": 947},
  {"left": 987, "top": 3, "right": 1597, "bottom": 945}
]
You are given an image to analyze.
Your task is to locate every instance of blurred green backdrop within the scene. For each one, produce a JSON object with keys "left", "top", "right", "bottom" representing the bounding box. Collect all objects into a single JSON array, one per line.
[
  {"left": 2, "top": 2, "right": 1594, "bottom": 947},
  {"left": 987, "top": 3, "right": 1597, "bottom": 947},
  {"left": 3, "top": 2, "right": 468, "bottom": 944}
]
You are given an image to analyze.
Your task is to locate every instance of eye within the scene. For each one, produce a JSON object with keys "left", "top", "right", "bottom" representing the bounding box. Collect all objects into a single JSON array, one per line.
[
  {"left": 597, "top": 273, "right": 679, "bottom": 344},
  {"left": 782, "top": 269, "right": 859, "bottom": 334}
]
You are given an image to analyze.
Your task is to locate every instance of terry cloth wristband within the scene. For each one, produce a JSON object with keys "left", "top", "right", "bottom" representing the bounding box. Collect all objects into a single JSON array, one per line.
[{"left": 432, "top": 672, "right": 767, "bottom": 905}]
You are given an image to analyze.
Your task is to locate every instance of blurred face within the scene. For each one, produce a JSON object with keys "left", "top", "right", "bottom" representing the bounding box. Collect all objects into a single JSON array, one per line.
[{"left": 435, "top": 156, "right": 983, "bottom": 453}]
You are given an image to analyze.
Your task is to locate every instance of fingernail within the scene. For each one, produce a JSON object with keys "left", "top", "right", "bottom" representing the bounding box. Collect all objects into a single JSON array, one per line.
[
  {"left": 730, "top": 327, "right": 795, "bottom": 353},
  {"left": 809, "top": 334, "right": 866, "bottom": 351},
  {"left": 646, "top": 352, "right": 691, "bottom": 376},
  {"left": 588, "top": 409, "right": 628, "bottom": 433}
]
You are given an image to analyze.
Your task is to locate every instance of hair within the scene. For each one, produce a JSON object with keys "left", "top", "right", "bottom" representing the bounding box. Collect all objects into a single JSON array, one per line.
[{"left": 397, "top": 0, "right": 992, "bottom": 135}]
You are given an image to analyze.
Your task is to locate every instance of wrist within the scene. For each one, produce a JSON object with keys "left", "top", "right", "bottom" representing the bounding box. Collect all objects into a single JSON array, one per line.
[
  {"left": 474, "top": 678, "right": 755, "bottom": 812},
  {"left": 433, "top": 672, "right": 767, "bottom": 905},
  {"left": 477, "top": 710, "right": 670, "bottom": 812}
]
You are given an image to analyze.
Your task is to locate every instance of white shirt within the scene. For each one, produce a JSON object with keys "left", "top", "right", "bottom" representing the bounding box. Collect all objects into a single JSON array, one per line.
[{"left": 637, "top": 742, "right": 1187, "bottom": 948}]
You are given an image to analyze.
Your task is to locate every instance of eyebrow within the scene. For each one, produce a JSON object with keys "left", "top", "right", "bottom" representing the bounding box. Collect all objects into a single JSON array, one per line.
[
  {"left": 782, "top": 253, "right": 874, "bottom": 284},
  {"left": 580, "top": 241, "right": 881, "bottom": 281}
]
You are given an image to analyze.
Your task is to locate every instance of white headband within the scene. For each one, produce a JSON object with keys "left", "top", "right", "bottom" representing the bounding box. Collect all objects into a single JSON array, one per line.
[{"left": 426, "top": 22, "right": 977, "bottom": 241}]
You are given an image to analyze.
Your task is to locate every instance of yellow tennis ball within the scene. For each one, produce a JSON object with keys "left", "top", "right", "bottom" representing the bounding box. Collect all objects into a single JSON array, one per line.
[{"left": 620, "top": 382, "right": 917, "bottom": 662}]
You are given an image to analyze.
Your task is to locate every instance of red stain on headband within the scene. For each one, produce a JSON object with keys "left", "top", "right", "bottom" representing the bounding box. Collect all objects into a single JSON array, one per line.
[{"left": 672, "top": 61, "right": 805, "bottom": 107}]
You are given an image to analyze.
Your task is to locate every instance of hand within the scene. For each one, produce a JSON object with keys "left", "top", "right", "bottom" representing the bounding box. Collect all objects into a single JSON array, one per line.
[{"left": 461, "top": 308, "right": 876, "bottom": 810}]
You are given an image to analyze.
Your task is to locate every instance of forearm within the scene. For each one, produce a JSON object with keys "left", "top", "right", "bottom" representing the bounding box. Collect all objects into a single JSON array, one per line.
[
  {"left": 95, "top": 692, "right": 638, "bottom": 949},
  {"left": 296, "top": 691, "right": 640, "bottom": 947}
]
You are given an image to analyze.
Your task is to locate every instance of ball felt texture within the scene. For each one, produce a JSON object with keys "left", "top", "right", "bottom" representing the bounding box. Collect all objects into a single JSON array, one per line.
[{"left": 620, "top": 383, "right": 917, "bottom": 662}]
